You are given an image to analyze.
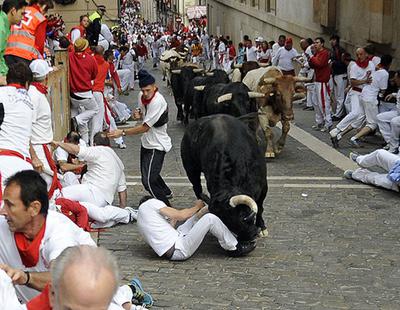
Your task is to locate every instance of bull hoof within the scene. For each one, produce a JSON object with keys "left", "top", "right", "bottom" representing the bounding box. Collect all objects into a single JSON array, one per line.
[
  {"left": 265, "top": 152, "right": 275, "bottom": 158},
  {"left": 259, "top": 228, "right": 269, "bottom": 238}
]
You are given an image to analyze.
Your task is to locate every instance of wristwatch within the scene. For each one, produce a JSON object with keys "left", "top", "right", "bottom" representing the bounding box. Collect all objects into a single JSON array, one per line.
[{"left": 122, "top": 130, "right": 126, "bottom": 136}]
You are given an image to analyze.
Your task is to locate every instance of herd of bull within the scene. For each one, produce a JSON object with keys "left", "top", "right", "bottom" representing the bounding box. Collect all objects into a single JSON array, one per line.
[{"left": 160, "top": 50, "right": 310, "bottom": 244}]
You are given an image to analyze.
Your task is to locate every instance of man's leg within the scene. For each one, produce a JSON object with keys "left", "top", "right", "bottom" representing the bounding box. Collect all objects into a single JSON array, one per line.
[
  {"left": 117, "top": 69, "right": 130, "bottom": 92},
  {"left": 322, "top": 82, "right": 332, "bottom": 128},
  {"left": 377, "top": 111, "right": 398, "bottom": 143},
  {"left": 333, "top": 74, "right": 346, "bottom": 117},
  {"left": 351, "top": 168, "right": 399, "bottom": 192},
  {"left": 61, "top": 184, "right": 107, "bottom": 207},
  {"left": 336, "top": 92, "right": 362, "bottom": 131},
  {"left": 91, "top": 92, "right": 106, "bottom": 145},
  {"left": 140, "top": 147, "right": 171, "bottom": 205},
  {"left": 313, "top": 82, "right": 324, "bottom": 126},
  {"left": 356, "top": 149, "right": 399, "bottom": 171},
  {"left": 389, "top": 116, "right": 400, "bottom": 151},
  {"left": 171, "top": 213, "right": 238, "bottom": 261},
  {"left": 80, "top": 202, "right": 130, "bottom": 228}
]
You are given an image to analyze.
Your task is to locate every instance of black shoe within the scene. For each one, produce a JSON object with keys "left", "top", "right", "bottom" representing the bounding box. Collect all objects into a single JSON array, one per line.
[
  {"left": 302, "top": 106, "right": 314, "bottom": 111},
  {"left": 226, "top": 241, "right": 256, "bottom": 257},
  {"left": 332, "top": 115, "right": 343, "bottom": 121},
  {"left": 331, "top": 136, "right": 339, "bottom": 148},
  {"left": 71, "top": 117, "right": 78, "bottom": 132}
]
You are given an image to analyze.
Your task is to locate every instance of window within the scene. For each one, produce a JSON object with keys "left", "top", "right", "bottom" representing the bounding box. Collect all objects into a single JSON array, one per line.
[
  {"left": 251, "top": 0, "right": 259, "bottom": 8},
  {"left": 266, "top": 0, "right": 276, "bottom": 13}
]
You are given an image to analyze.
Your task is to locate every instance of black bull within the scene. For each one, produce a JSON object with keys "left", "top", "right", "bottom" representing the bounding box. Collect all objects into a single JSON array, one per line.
[{"left": 181, "top": 114, "right": 268, "bottom": 241}]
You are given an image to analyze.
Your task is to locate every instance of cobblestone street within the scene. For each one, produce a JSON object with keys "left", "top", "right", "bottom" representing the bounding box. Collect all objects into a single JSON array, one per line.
[{"left": 99, "top": 64, "right": 400, "bottom": 309}]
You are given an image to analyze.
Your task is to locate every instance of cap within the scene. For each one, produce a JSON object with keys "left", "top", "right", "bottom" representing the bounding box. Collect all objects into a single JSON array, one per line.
[
  {"left": 138, "top": 69, "right": 156, "bottom": 88},
  {"left": 29, "top": 59, "right": 53, "bottom": 79},
  {"left": 74, "top": 38, "right": 89, "bottom": 52}
]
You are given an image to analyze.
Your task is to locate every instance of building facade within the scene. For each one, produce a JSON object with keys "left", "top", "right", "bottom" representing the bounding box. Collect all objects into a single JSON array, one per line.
[
  {"left": 206, "top": 0, "right": 400, "bottom": 66},
  {"left": 50, "top": 0, "right": 120, "bottom": 31}
]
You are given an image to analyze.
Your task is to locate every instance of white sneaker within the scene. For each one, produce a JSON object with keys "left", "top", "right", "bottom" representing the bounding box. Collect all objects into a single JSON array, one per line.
[
  {"left": 329, "top": 127, "right": 340, "bottom": 138},
  {"left": 125, "top": 207, "right": 138, "bottom": 222},
  {"left": 118, "top": 142, "right": 127, "bottom": 149}
]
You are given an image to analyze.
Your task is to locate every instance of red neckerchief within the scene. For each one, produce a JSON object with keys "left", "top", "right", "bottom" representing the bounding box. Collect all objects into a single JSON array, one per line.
[
  {"left": 8, "top": 83, "right": 26, "bottom": 89},
  {"left": 141, "top": 88, "right": 158, "bottom": 106},
  {"left": 356, "top": 58, "right": 370, "bottom": 69},
  {"left": 26, "top": 283, "right": 52, "bottom": 310},
  {"left": 14, "top": 219, "right": 46, "bottom": 267},
  {"left": 31, "top": 82, "right": 48, "bottom": 95}
]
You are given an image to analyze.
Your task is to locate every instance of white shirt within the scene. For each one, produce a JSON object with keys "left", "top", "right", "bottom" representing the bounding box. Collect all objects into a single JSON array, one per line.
[
  {"left": 272, "top": 47, "right": 298, "bottom": 71},
  {"left": 246, "top": 45, "right": 257, "bottom": 62},
  {"left": 0, "top": 211, "right": 95, "bottom": 302},
  {"left": 218, "top": 41, "right": 226, "bottom": 55},
  {"left": 78, "top": 145, "right": 127, "bottom": 204},
  {"left": 29, "top": 85, "right": 53, "bottom": 144},
  {"left": 0, "top": 86, "right": 33, "bottom": 157},
  {"left": 137, "top": 199, "right": 179, "bottom": 256},
  {"left": 271, "top": 42, "right": 283, "bottom": 58},
  {"left": 54, "top": 139, "right": 86, "bottom": 162},
  {"left": 257, "top": 49, "right": 272, "bottom": 62},
  {"left": 139, "top": 92, "right": 172, "bottom": 152},
  {"left": 349, "top": 61, "right": 376, "bottom": 90},
  {"left": 361, "top": 69, "right": 388, "bottom": 102},
  {"left": 70, "top": 28, "right": 81, "bottom": 43}
]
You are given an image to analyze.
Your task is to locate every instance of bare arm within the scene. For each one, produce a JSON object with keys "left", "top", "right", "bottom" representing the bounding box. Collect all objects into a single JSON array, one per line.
[
  {"left": 159, "top": 200, "right": 205, "bottom": 222},
  {"left": 52, "top": 141, "right": 80, "bottom": 156},
  {"left": 29, "top": 143, "right": 44, "bottom": 173},
  {"left": 0, "top": 264, "right": 50, "bottom": 291},
  {"left": 107, "top": 123, "right": 150, "bottom": 139},
  {"left": 118, "top": 190, "right": 127, "bottom": 208},
  {"left": 58, "top": 161, "right": 85, "bottom": 173}
]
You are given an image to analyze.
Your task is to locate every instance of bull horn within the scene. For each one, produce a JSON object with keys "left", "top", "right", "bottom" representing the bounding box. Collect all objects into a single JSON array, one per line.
[
  {"left": 171, "top": 69, "right": 181, "bottom": 74},
  {"left": 217, "top": 93, "right": 233, "bottom": 103},
  {"left": 193, "top": 68, "right": 204, "bottom": 73},
  {"left": 263, "top": 77, "right": 276, "bottom": 84},
  {"left": 248, "top": 92, "right": 265, "bottom": 98},
  {"left": 234, "top": 64, "right": 243, "bottom": 68},
  {"left": 229, "top": 195, "right": 258, "bottom": 214},
  {"left": 293, "top": 76, "right": 312, "bottom": 83},
  {"left": 194, "top": 85, "right": 205, "bottom": 91},
  {"left": 258, "top": 62, "right": 269, "bottom": 67},
  {"left": 292, "top": 93, "right": 306, "bottom": 100},
  {"left": 206, "top": 72, "right": 215, "bottom": 76}
]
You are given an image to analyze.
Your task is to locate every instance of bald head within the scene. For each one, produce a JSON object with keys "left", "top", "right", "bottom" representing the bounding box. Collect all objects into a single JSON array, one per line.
[
  {"left": 299, "top": 39, "right": 308, "bottom": 51},
  {"left": 50, "top": 246, "right": 119, "bottom": 310},
  {"left": 95, "top": 45, "right": 105, "bottom": 56},
  {"left": 355, "top": 47, "right": 367, "bottom": 61}
]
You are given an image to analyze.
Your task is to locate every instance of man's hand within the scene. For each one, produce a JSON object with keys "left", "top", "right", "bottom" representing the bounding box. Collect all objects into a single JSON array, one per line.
[
  {"left": 50, "top": 140, "right": 60, "bottom": 150},
  {"left": 0, "top": 264, "right": 28, "bottom": 285},
  {"left": 32, "top": 157, "right": 44, "bottom": 173},
  {"left": 0, "top": 76, "right": 7, "bottom": 86},
  {"left": 133, "top": 109, "right": 142, "bottom": 120},
  {"left": 107, "top": 129, "right": 123, "bottom": 138}
]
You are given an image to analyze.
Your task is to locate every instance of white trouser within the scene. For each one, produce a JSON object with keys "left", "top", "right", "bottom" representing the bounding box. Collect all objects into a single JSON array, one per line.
[
  {"left": 105, "top": 103, "right": 124, "bottom": 145},
  {"left": 352, "top": 150, "right": 400, "bottom": 192},
  {"left": 32, "top": 144, "right": 53, "bottom": 190},
  {"left": 111, "top": 100, "right": 131, "bottom": 122},
  {"left": 80, "top": 201, "right": 129, "bottom": 228},
  {"left": 0, "top": 157, "right": 32, "bottom": 196},
  {"left": 61, "top": 171, "right": 80, "bottom": 187},
  {"left": 122, "top": 64, "right": 135, "bottom": 89},
  {"left": 343, "top": 90, "right": 352, "bottom": 114},
  {"left": 91, "top": 92, "right": 106, "bottom": 145},
  {"left": 313, "top": 82, "right": 332, "bottom": 127},
  {"left": 0, "top": 270, "right": 136, "bottom": 310},
  {"left": 137, "top": 56, "right": 145, "bottom": 71},
  {"left": 70, "top": 95, "right": 99, "bottom": 144},
  {"left": 336, "top": 91, "right": 363, "bottom": 131},
  {"left": 377, "top": 111, "right": 400, "bottom": 150},
  {"left": 171, "top": 213, "right": 238, "bottom": 261},
  {"left": 306, "top": 82, "right": 316, "bottom": 108},
  {"left": 61, "top": 183, "right": 108, "bottom": 207},
  {"left": 332, "top": 74, "right": 347, "bottom": 117},
  {"left": 117, "top": 69, "right": 131, "bottom": 92},
  {"left": 360, "top": 98, "right": 379, "bottom": 131}
]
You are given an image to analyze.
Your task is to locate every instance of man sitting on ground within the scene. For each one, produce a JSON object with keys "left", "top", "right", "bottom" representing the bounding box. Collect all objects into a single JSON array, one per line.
[
  {"left": 56, "top": 132, "right": 127, "bottom": 208},
  {"left": 137, "top": 197, "right": 256, "bottom": 261}
]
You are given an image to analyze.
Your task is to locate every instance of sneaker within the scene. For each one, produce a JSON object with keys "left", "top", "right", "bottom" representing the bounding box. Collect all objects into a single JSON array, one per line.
[
  {"left": 312, "top": 123, "right": 323, "bottom": 130},
  {"left": 330, "top": 136, "right": 339, "bottom": 148},
  {"left": 129, "top": 278, "right": 154, "bottom": 308},
  {"left": 343, "top": 170, "right": 354, "bottom": 179},
  {"left": 165, "top": 191, "right": 174, "bottom": 199},
  {"left": 125, "top": 207, "right": 138, "bottom": 222},
  {"left": 383, "top": 144, "right": 390, "bottom": 150},
  {"left": 226, "top": 240, "right": 256, "bottom": 257},
  {"left": 329, "top": 128, "right": 340, "bottom": 138},
  {"left": 117, "top": 142, "right": 127, "bottom": 149},
  {"left": 349, "top": 152, "right": 359, "bottom": 163},
  {"left": 350, "top": 137, "right": 361, "bottom": 147},
  {"left": 320, "top": 125, "right": 332, "bottom": 132}
]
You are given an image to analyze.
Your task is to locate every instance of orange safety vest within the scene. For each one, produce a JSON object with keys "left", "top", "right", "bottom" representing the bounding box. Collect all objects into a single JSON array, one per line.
[{"left": 5, "top": 5, "right": 45, "bottom": 60}]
